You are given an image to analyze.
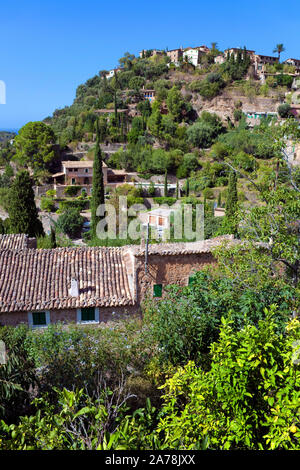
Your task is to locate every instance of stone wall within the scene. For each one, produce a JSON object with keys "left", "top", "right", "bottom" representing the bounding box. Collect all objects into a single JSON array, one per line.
[
  {"left": 0, "top": 305, "right": 139, "bottom": 327},
  {"left": 135, "top": 252, "right": 216, "bottom": 303}
]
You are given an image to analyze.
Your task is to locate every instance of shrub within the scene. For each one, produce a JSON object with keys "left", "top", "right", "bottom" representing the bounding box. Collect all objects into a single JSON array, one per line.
[
  {"left": 278, "top": 103, "right": 292, "bottom": 118},
  {"left": 40, "top": 197, "right": 55, "bottom": 212},
  {"left": 157, "top": 313, "right": 300, "bottom": 450},
  {"left": 63, "top": 185, "right": 82, "bottom": 197},
  {"left": 57, "top": 208, "right": 84, "bottom": 237},
  {"left": 153, "top": 197, "right": 176, "bottom": 206},
  {"left": 202, "top": 187, "right": 214, "bottom": 199}
]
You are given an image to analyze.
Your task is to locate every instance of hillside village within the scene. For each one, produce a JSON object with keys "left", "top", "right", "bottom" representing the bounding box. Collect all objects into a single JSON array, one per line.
[
  {"left": 1, "top": 42, "right": 299, "bottom": 246},
  {"left": 0, "top": 38, "right": 299, "bottom": 451}
]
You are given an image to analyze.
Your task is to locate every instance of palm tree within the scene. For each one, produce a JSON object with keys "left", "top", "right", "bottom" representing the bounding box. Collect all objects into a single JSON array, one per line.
[{"left": 273, "top": 44, "right": 285, "bottom": 62}]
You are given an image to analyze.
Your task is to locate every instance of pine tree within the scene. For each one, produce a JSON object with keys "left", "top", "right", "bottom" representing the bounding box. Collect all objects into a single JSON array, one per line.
[
  {"left": 8, "top": 170, "right": 44, "bottom": 237},
  {"left": 91, "top": 120, "right": 105, "bottom": 238}
]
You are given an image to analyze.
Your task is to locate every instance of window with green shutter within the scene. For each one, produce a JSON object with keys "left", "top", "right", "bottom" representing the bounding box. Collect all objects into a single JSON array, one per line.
[
  {"left": 81, "top": 307, "right": 95, "bottom": 322},
  {"left": 32, "top": 312, "right": 46, "bottom": 326},
  {"left": 153, "top": 284, "right": 162, "bottom": 297}
]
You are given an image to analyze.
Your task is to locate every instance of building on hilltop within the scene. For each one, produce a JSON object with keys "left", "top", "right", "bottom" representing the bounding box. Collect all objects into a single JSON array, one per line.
[
  {"left": 182, "top": 46, "right": 209, "bottom": 67},
  {"left": 139, "top": 49, "right": 164, "bottom": 58},
  {"left": 105, "top": 68, "right": 122, "bottom": 80},
  {"left": 224, "top": 48, "right": 256, "bottom": 61},
  {"left": 0, "top": 235, "right": 237, "bottom": 327},
  {"left": 283, "top": 58, "right": 300, "bottom": 74},
  {"left": 166, "top": 48, "right": 183, "bottom": 66}
]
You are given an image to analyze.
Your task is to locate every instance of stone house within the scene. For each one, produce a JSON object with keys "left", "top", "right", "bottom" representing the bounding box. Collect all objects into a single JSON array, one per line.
[
  {"left": 139, "top": 49, "right": 164, "bottom": 58},
  {"left": 0, "top": 234, "right": 235, "bottom": 327},
  {"left": 166, "top": 48, "right": 183, "bottom": 66},
  {"left": 224, "top": 48, "right": 256, "bottom": 61},
  {"left": 141, "top": 88, "right": 156, "bottom": 102},
  {"left": 283, "top": 58, "right": 300, "bottom": 75},
  {"left": 52, "top": 160, "right": 128, "bottom": 196}
]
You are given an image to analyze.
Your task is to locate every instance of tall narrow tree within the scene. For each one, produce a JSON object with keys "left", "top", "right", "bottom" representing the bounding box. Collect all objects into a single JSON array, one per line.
[
  {"left": 186, "top": 178, "right": 190, "bottom": 197},
  {"left": 8, "top": 170, "right": 44, "bottom": 237},
  {"left": 91, "top": 121, "right": 105, "bottom": 238},
  {"left": 225, "top": 170, "right": 238, "bottom": 234},
  {"left": 164, "top": 169, "right": 168, "bottom": 197},
  {"left": 50, "top": 226, "right": 57, "bottom": 248}
]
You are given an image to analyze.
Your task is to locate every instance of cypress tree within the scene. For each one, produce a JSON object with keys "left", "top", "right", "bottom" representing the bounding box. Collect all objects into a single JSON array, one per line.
[
  {"left": 225, "top": 170, "right": 238, "bottom": 234},
  {"left": 0, "top": 218, "right": 5, "bottom": 235},
  {"left": 164, "top": 169, "right": 168, "bottom": 197},
  {"left": 91, "top": 120, "right": 105, "bottom": 238},
  {"left": 176, "top": 180, "right": 179, "bottom": 199},
  {"left": 186, "top": 178, "right": 190, "bottom": 197},
  {"left": 114, "top": 90, "right": 118, "bottom": 123},
  {"left": 50, "top": 226, "right": 57, "bottom": 248},
  {"left": 8, "top": 170, "right": 44, "bottom": 237}
]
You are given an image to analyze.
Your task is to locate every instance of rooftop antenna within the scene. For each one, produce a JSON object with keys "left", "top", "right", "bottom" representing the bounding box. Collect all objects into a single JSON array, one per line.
[{"left": 145, "top": 222, "right": 149, "bottom": 274}]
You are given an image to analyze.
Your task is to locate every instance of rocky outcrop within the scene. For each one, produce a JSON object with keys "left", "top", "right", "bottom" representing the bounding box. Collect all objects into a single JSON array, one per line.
[{"left": 189, "top": 89, "right": 281, "bottom": 122}]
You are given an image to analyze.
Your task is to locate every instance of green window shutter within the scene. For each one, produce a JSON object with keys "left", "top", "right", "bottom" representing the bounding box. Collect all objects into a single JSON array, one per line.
[
  {"left": 188, "top": 275, "right": 196, "bottom": 286},
  {"left": 81, "top": 307, "right": 95, "bottom": 322},
  {"left": 153, "top": 284, "right": 162, "bottom": 297},
  {"left": 32, "top": 312, "right": 46, "bottom": 326}
]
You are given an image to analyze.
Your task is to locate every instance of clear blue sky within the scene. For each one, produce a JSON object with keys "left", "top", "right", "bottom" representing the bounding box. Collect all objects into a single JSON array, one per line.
[{"left": 0, "top": 0, "right": 299, "bottom": 130}]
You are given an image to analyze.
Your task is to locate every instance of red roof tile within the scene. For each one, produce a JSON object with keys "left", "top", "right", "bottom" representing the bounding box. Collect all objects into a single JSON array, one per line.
[{"left": 0, "top": 247, "right": 134, "bottom": 313}]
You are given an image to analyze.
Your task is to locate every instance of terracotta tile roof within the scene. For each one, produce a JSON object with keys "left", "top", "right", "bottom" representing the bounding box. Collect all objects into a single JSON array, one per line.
[
  {"left": 62, "top": 160, "right": 108, "bottom": 168},
  {"left": 0, "top": 234, "right": 32, "bottom": 250},
  {"left": 132, "top": 235, "right": 236, "bottom": 257},
  {"left": 0, "top": 247, "right": 134, "bottom": 313}
]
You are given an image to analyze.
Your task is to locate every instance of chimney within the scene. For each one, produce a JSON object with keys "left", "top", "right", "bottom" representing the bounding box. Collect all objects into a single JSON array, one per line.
[{"left": 69, "top": 278, "right": 79, "bottom": 297}]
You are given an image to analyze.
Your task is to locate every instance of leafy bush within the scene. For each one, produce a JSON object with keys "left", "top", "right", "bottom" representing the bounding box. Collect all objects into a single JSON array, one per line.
[
  {"left": 157, "top": 312, "right": 300, "bottom": 450},
  {"left": 63, "top": 186, "right": 82, "bottom": 197},
  {"left": 153, "top": 197, "right": 177, "bottom": 206},
  {"left": 40, "top": 196, "right": 55, "bottom": 212},
  {"left": 57, "top": 208, "right": 84, "bottom": 237},
  {"left": 278, "top": 103, "right": 292, "bottom": 118},
  {"left": 143, "top": 271, "right": 293, "bottom": 367}
]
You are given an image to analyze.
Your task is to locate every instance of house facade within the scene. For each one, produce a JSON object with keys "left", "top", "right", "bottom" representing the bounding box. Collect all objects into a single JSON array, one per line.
[
  {"left": 182, "top": 48, "right": 205, "bottom": 67},
  {"left": 52, "top": 160, "right": 128, "bottom": 196},
  {"left": 166, "top": 48, "right": 183, "bottom": 66},
  {"left": 141, "top": 88, "right": 156, "bottom": 102},
  {"left": 0, "top": 235, "right": 235, "bottom": 327},
  {"left": 284, "top": 58, "right": 300, "bottom": 74}
]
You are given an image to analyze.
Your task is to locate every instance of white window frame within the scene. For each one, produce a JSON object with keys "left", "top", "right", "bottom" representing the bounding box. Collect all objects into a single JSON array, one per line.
[
  {"left": 76, "top": 307, "right": 100, "bottom": 324},
  {"left": 28, "top": 310, "right": 50, "bottom": 329}
]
